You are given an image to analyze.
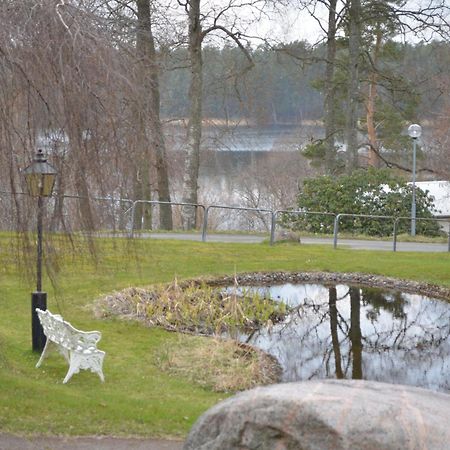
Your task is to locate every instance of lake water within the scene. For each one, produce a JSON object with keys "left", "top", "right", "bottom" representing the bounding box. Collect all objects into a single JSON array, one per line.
[
  {"left": 165, "top": 123, "right": 324, "bottom": 153},
  {"left": 236, "top": 284, "right": 450, "bottom": 393},
  {"left": 168, "top": 124, "right": 320, "bottom": 227}
]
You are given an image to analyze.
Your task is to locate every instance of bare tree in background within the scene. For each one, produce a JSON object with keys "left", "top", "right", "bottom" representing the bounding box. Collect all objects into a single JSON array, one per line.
[
  {"left": 349, "top": 0, "right": 450, "bottom": 171},
  {"left": 294, "top": 0, "right": 345, "bottom": 173},
  {"left": 323, "top": 0, "right": 340, "bottom": 173},
  {"left": 293, "top": 0, "right": 450, "bottom": 173},
  {"left": 105, "top": 0, "right": 173, "bottom": 230},
  {"left": 178, "top": 0, "right": 259, "bottom": 229},
  {"left": 344, "top": 0, "right": 362, "bottom": 171},
  {"left": 180, "top": 0, "right": 203, "bottom": 230}
]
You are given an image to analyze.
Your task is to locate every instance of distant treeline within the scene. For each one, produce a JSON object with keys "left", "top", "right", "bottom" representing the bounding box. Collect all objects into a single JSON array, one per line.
[{"left": 159, "top": 40, "right": 450, "bottom": 126}]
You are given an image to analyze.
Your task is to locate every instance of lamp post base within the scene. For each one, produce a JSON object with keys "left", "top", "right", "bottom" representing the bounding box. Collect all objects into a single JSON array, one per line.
[{"left": 31, "top": 292, "right": 47, "bottom": 352}]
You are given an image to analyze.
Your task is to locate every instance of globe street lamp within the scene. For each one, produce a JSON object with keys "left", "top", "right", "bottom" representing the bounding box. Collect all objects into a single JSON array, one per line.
[
  {"left": 23, "top": 149, "right": 57, "bottom": 352},
  {"left": 407, "top": 124, "right": 422, "bottom": 237}
]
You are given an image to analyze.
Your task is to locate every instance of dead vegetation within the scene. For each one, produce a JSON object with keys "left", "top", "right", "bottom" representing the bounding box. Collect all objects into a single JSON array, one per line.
[
  {"left": 156, "top": 335, "right": 282, "bottom": 392},
  {"left": 94, "top": 278, "right": 287, "bottom": 392},
  {"left": 94, "top": 278, "right": 287, "bottom": 336}
]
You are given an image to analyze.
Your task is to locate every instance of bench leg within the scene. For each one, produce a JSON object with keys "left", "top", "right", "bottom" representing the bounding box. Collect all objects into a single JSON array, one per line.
[
  {"left": 63, "top": 352, "right": 105, "bottom": 384},
  {"left": 97, "top": 369, "right": 105, "bottom": 382},
  {"left": 35, "top": 339, "right": 53, "bottom": 368},
  {"left": 90, "top": 352, "right": 105, "bottom": 382},
  {"left": 63, "top": 353, "right": 82, "bottom": 384}
]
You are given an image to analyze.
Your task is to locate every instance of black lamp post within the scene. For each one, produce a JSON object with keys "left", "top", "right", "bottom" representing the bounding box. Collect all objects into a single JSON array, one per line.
[{"left": 23, "top": 149, "right": 57, "bottom": 352}]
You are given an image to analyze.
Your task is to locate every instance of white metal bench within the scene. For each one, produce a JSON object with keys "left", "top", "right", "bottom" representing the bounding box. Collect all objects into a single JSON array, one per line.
[{"left": 35, "top": 308, "right": 105, "bottom": 384}]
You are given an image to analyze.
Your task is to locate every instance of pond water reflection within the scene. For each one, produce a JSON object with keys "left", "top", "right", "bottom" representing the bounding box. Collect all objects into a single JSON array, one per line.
[{"left": 237, "top": 284, "right": 450, "bottom": 393}]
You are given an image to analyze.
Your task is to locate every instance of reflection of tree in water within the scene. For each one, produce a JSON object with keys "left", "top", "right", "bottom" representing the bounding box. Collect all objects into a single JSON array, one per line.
[
  {"left": 327, "top": 286, "right": 363, "bottom": 380},
  {"left": 362, "top": 287, "right": 407, "bottom": 321},
  {"left": 247, "top": 284, "right": 450, "bottom": 392},
  {"left": 328, "top": 287, "right": 343, "bottom": 379}
]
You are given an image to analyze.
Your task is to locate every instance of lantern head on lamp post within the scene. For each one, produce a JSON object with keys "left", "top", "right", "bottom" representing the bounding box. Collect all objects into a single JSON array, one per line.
[
  {"left": 23, "top": 149, "right": 57, "bottom": 197},
  {"left": 407, "top": 124, "right": 422, "bottom": 237},
  {"left": 23, "top": 149, "right": 57, "bottom": 352}
]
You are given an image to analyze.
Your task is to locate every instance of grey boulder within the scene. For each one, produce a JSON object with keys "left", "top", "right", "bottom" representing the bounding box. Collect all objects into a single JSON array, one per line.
[{"left": 184, "top": 379, "right": 450, "bottom": 450}]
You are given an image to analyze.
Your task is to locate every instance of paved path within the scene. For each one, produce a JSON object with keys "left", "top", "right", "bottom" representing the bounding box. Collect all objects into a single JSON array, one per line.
[
  {"left": 303, "top": 237, "right": 449, "bottom": 252},
  {"left": 136, "top": 232, "right": 450, "bottom": 252},
  {"left": 0, "top": 433, "right": 184, "bottom": 450}
]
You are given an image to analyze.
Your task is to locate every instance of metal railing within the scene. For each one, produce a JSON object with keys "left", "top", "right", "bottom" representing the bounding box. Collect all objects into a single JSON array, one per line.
[
  {"left": 2, "top": 190, "right": 449, "bottom": 251},
  {"left": 271, "top": 210, "right": 336, "bottom": 245},
  {"left": 333, "top": 214, "right": 397, "bottom": 249},
  {"left": 129, "top": 200, "right": 205, "bottom": 238},
  {"left": 332, "top": 213, "right": 450, "bottom": 252},
  {"left": 202, "top": 205, "right": 272, "bottom": 242},
  {"left": 392, "top": 216, "right": 450, "bottom": 252}
]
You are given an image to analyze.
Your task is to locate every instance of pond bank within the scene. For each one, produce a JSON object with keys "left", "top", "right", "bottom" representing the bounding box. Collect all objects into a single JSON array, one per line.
[{"left": 192, "top": 271, "right": 450, "bottom": 301}]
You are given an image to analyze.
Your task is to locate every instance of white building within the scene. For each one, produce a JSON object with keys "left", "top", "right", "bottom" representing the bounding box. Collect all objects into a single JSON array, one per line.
[
  {"left": 415, "top": 181, "right": 450, "bottom": 231},
  {"left": 415, "top": 181, "right": 450, "bottom": 217}
]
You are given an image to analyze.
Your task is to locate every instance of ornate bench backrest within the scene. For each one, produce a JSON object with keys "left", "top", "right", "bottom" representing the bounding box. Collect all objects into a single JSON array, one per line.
[
  {"left": 63, "top": 321, "right": 102, "bottom": 352},
  {"left": 36, "top": 309, "right": 70, "bottom": 346},
  {"left": 36, "top": 309, "right": 101, "bottom": 352}
]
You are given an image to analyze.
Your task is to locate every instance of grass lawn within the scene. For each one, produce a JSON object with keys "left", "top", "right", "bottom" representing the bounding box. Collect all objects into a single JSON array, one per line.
[{"left": 1, "top": 233, "right": 450, "bottom": 438}]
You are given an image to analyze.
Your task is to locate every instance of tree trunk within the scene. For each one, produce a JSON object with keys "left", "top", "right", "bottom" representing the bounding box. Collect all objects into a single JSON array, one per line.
[
  {"left": 329, "top": 287, "right": 344, "bottom": 379},
  {"left": 74, "top": 174, "right": 95, "bottom": 231},
  {"left": 136, "top": 0, "right": 172, "bottom": 230},
  {"left": 50, "top": 165, "right": 66, "bottom": 232},
  {"left": 367, "top": 30, "right": 382, "bottom": 168},
  {"left": 67, "top": 119, "right": 96, "bottom": 232},
  {"left": 74, "top": 158, "right": 96, "bottom": 231},
  {"left": 345, "top": 0, "right": 362, "bottom": 172},
  {"left": 141, "top": 159, "right": 152, "bottom": 229},
  {"left": 132, "top": 160, "right": 152, "bottom": 230},
  {"left": 132, "top": 167, "right": 144, "bottom": 230},
  {"left": 324, "top": 0, "right": 338, "bottom": 174},
  {"left": 349, "top": 287, "right": 363, "bottom": 379},
  {"left": 181, "top": 0, "right": 202, "bottom": 230},
  {"left": 60, "top": 35, "right": 96, "bottom": 232}
]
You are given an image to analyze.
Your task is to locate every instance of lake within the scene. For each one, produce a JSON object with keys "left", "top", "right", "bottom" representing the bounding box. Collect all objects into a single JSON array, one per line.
[{"left": 164, "top": 123, "right": 320, "bottom": 226}]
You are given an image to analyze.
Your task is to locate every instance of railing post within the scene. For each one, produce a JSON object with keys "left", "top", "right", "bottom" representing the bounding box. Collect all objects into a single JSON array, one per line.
[
  {"left": 202, "top": 206, "right": 210, "bottom": 242},
  {"left": 333, "top": 214, "right": 340, "bottom": 249},
  {"left": 270, "top": 211, "right": 277, "bottom": 245},
  {"left": 198, "top": 204, "right": 205, "bottom": 241},
  {"left": 393, "top": 218, "right": 399, "bottom": 252},
  {"left": 447, "top": 224, "right": 450, "bottom": 252}
]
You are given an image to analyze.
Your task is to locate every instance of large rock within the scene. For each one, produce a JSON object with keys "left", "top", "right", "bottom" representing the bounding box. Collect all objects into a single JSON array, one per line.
[{"left": 183, "top": 380, "right": 450, "bottom": 450}]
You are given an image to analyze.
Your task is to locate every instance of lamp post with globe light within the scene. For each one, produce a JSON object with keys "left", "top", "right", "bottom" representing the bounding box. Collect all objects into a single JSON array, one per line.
[
  {"left": 23, "top": 149, "right": 57, "bottom": 352},
  {"left": 407, "top": 124, "right": 422, "bottom": 237}
]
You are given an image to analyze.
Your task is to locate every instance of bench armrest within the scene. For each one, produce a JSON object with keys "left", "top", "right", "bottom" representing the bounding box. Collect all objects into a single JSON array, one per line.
[{"left": 69, "top": 327, "right": 102, "bottom": 350}]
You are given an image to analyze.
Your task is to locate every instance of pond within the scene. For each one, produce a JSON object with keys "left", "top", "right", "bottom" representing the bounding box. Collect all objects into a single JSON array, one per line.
[{"left": 234, "top": 283, "right": 450, "bottom": 393}]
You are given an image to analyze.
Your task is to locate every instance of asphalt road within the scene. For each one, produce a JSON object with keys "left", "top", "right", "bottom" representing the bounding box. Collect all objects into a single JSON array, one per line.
[
  {"left": 0, "top": 434, "right": 184, "bottom": 450},
  {"left": 135, "top": 232, "right": 450, "bottom": 252}
]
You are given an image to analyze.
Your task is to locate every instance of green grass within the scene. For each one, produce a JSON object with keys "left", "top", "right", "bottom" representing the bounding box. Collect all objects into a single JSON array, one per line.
[{"left": 1, "top": 233, "right": 450, "bottom": 438}]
